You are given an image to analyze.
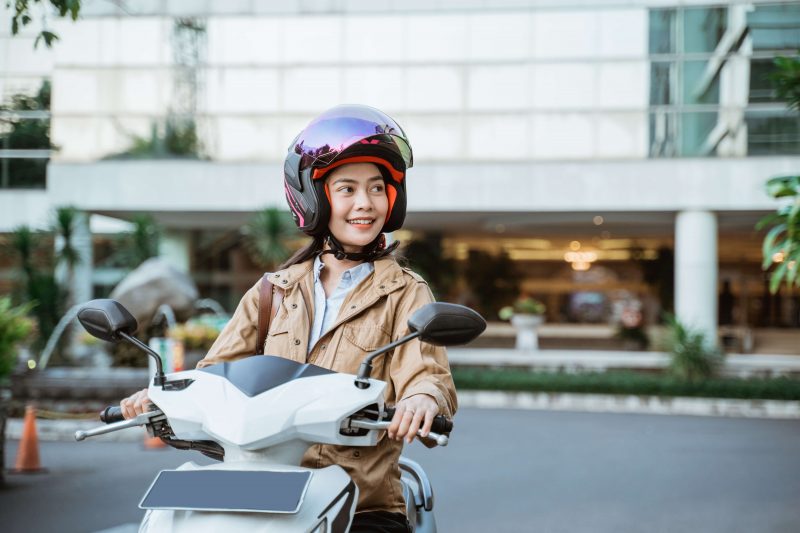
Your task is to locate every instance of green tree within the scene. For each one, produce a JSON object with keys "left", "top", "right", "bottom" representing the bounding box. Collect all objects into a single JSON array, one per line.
[
  {"left": 8, "top": 0, "right": 81, "bottom": 48},
  {"left": 463, "top": 249, "right": 519, "bottom": 319},
  {"left": 759, "top": 54, "right": 800, "bottom": 292},
  {"left": 242, "top": 208, "right": 293, "bottom": 269},
  {"left": 5, "top": 225, "right": 64, "bottom": 351},
  {"left": 402, "top": 233, "right": 456, "bottom": 299},
  {"left": 110, "top": 214, "right": 162, "bottom": 269}
]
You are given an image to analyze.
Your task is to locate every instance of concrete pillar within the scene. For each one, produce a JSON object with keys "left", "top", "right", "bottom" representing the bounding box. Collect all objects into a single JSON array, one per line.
[
  {"left": 675, "top": 210, "right": 718, "bottom": 344},
  {"left": 159, "top": 229, "right": 192, "bottom": 273}
]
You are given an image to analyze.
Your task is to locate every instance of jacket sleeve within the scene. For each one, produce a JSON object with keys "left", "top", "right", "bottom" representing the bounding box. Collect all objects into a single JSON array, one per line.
[
  {"left": 195, "top": 279, "right": 261, "bottom": 369},
  {"left": 389, "top": 280, "right": 458, "bottom": 418}
]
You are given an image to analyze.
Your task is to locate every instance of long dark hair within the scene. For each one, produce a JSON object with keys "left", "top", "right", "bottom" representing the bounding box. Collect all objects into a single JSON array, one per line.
[{"left": 278, "top": 234, "right": 400, "bottom": 270}]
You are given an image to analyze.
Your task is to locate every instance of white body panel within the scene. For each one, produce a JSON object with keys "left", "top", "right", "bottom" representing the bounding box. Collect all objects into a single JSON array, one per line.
[{"left": 140, "top": 460, "right": 356, "bottom": 533}]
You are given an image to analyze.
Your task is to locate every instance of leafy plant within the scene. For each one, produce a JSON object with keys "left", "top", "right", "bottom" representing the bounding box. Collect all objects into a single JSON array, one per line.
[
  {"left": 0, "top": 298, "right": 34, "bottom": 383},
  {"left": 769, "top": 54, "right": 800, "bottom": 111},
  {"left": 8, "top": 0, "right": 81, "bottom": 49},
  {"left": 108, "top": 121, "right": 202, "bottom": 160},
  {"left": 498, "top": 297, "right": 546, "bottom": 320},
  {"left": 242, "top": 207, "right": 293, "bottom": 269},
  {"left": 106, "top": 214, "right": 162, "bottom": 269},
  {"left": 757, "top": 175, "right": 800, "bottom": 293},
  {"left": 663, "top": 315, "right": 723, "bottom": 381},
  {"left": 402, "top": 233, "right": 457, "bottom": 299},
  {"left": 463, "top": 249, "right": 519, "bottom": 319}
]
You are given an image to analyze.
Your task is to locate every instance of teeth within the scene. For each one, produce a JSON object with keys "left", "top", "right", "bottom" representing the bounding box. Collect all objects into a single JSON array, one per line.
[{"left": 349, "top": 219, "right": 373, "bottom": 224}]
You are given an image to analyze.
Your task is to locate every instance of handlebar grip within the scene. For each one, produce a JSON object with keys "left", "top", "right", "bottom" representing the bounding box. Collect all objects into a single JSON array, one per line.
[
  {"left": 384, "top": 407, "right": 454, "bottom": 434},
  {"left": 100, "top": 406, "right": 125, "bottom": 424}
]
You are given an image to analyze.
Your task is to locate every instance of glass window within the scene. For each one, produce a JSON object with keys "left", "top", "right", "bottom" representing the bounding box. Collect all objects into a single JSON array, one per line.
[
  {"left": 749, "top": 58, "right": 792, "bottom": 104},
  {"left": 649, "top": 111, "right": 678, "bottom": 157},
  {"left": 745, "top": 111, "right": 800, "bottom": 155},
  {"left": 683, "top": 60, "right": 720, "bottom": 105},
  {"left": 681, "top": 111, "right": 719, "bottom": 156},
  {"left": 649, "top": 9, "right": 676, "bottom": 55},
  {"left": 683, "top": 7, "right": 727, "bottom": 54},
  {"left": 0, "top": 81, "right": 51, "bottom": 189},
  {"left": 748, "top": 4, "right": 800, "bottom": 52},
  {"left": 650, "top": 62, "right": 675, "bottom": 105}
]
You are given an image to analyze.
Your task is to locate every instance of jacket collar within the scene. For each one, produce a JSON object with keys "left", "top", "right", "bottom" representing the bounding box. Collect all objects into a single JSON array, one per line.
[{"left": 268, "top": 256, "right": 407, "bottom": 295}]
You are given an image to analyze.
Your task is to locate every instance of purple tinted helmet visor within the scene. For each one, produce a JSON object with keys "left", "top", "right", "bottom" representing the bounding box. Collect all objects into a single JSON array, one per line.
[{"left": 292, "top": 106, "right": 413, "bottom": 171}]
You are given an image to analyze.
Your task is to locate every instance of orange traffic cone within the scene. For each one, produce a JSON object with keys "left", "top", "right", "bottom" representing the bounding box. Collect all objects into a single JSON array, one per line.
[
  {"left": 12, "top": 405, "right": 46, "bottom": 473},
  {"left": 143, "top": 432, "right": 167, "bottom": 449}
]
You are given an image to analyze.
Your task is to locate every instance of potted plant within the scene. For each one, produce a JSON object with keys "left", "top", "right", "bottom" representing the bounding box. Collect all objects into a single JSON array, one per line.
[
  {"left": 0, "top": 297, "right": 35, "bottom": 484},
  {"left": 499, "top": 296, "right": 546, "bottom": 350}
]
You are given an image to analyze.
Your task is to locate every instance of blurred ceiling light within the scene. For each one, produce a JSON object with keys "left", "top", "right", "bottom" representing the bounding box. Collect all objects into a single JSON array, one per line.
[
  {"left": 593, "top": 215, "right": 604, "bottom": 225},
  {"left": 564, "top": 250, "right": 598, "bottom": 271},
  {"left": 569, "top": 240, "right": 581, "bottom": 251}
]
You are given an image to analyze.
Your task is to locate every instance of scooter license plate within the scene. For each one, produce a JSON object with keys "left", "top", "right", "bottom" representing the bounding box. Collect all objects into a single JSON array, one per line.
[{"left": 139, "top": 469, "right": 312, "bottom": 513}]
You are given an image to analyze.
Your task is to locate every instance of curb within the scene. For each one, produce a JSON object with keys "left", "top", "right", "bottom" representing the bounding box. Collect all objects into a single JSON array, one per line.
[{"left": 457, "top": 390, "right": 800, "bottom": 419}]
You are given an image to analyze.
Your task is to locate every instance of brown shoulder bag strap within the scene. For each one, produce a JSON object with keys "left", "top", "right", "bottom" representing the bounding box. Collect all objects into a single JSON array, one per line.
[{"left": 256, "top": 273, "right": 283, "bottom": 355}]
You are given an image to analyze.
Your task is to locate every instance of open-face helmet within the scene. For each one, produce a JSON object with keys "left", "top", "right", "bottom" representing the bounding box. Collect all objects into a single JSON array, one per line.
[{"left": 283, "top": 104, "right": 413, "bottom": 237}]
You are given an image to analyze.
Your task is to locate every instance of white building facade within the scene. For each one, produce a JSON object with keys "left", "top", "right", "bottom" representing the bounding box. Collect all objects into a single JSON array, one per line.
[{"left": 1, "top": 0, "right": 799, "bottom": 347}]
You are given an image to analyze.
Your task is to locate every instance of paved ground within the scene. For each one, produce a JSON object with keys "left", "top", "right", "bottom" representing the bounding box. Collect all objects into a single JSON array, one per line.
[{"left": 2, "top": 408, "right": 799, "bottom": 533}]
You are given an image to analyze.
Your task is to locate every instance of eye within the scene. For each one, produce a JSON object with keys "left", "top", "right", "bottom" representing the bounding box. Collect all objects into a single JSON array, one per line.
[
  {"left": 337, "top": 186, "right": 354, "bottom": 193},
  {"left": 371, "top": 184, "right": 385, "bottom": 193}
]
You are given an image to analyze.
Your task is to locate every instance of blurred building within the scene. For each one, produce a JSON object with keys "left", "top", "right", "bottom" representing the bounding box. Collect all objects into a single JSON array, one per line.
[{"left": 1, "top": 0, "right": 799, "bottom": 351}]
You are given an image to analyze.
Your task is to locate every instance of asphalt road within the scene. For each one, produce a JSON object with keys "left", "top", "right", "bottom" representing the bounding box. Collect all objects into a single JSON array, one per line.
[{"left": 2, "top": 408, "right": 799, "bottom": 533}]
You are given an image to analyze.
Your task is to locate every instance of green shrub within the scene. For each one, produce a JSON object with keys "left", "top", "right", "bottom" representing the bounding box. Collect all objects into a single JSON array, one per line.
[
  {"left": 452, "top": 368, "right": 800, "bottom": 401},
  {"left": 0, "top": 298, "right": 34, "bottom": 383},
  {"left": 663, "top": 315, "right": 723, "bottom": 381}
]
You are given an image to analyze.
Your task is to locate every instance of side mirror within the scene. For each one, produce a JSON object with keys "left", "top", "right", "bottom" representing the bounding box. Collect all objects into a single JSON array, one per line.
[
  {"left": 78, "top": 299, "right": 167, "bottom": 387},
  {"left": 407, "top": 302, "right": 486, "bottom": 346},
  {"left": 78, "top": 299, "right": 139, "bottom": 342}
]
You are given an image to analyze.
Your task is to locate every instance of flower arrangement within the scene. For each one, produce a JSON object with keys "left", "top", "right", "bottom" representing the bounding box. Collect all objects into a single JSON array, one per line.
[
  {"left": 498, "top": 296, "right": 546, "bottom": 321},
  {"left": 168, "top": 316, "right": 227, "bottom": 352}
]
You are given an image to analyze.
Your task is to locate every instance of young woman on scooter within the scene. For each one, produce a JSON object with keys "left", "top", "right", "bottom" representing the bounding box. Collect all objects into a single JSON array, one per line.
[{"left": 120, "top": 105, "right": 457, "bottom": 533}]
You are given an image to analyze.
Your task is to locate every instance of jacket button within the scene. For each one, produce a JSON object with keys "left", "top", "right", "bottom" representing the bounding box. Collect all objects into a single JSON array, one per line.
[
  {"left": 294, "top": 339, "right": 300, "bottom": 345},
  {"left": 353, "top": 450, "right": 361, "bottom": 458},
  {"left": 379, "top": 285, "right": 385, "bottom": 289},
  {"left": 350, "top": 305, "right": 356, "bottom": 309},
  {"left": 291, "top": 303, "right": 297, "bottom": 309},
  {"left": 275, "top": 274, "right": 280, "bottom": 278},
  {"left": 282, "top": 279, "right": 288, "bottom": 284},
  {"left": 320, "top": 344, "right": 326, "bottom": 351}
]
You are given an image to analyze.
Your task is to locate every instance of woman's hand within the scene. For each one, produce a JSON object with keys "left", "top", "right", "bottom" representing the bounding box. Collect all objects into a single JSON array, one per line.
[
  {"left": 387, "top": 393, "right": 439, "bottom": 444},
  {"left": 120, "top": 388, "right": 151, "bottom": 420}
]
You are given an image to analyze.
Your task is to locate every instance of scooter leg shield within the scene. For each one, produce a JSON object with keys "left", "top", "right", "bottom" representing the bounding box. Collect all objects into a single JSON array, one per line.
[{"left": 138, "top": 461, "right": 358, "bottom": 533}]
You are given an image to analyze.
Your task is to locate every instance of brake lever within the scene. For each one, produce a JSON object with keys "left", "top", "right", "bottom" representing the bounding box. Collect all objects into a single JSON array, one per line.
[
  {"left": 348, "top": 419, "right": 449, "bottom": 447},
  {"left": 74, "top": 409, "right": 164, "bottom": 441}
]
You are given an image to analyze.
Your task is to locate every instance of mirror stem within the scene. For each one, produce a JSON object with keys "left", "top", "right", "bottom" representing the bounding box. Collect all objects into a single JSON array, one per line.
[
  {"left": 119, "top": 331, "right": 166, "bottom": 387},
  {"left": 354, "top": 331, "right": 420, "bottom": 389}
]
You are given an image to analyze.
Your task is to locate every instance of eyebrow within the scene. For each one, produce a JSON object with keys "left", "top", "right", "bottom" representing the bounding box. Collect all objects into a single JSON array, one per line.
[{"left": 331, "top": 175, "right": 384, "bottom": 185}]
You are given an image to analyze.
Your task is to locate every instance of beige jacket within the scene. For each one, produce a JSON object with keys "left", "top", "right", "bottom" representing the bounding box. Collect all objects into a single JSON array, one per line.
[{"left": 196, "top": 256, "right": 457, "bottom": 513}]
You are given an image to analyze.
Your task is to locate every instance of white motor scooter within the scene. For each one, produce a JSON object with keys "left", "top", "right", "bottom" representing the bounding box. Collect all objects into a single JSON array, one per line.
[{"left": 74, "top": 299, "right": 485, "bottom": 533}]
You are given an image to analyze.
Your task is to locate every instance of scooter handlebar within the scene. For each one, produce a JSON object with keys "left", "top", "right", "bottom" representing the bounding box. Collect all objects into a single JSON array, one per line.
[
  {"left": 384, "top": 407, "right": 453, "bottom": 435},
  {"left": 100, "top": 406, "right": 125, "bottom": 424}
]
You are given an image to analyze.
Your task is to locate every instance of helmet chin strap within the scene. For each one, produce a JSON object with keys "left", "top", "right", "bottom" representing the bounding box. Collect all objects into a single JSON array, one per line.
[{"left": 320, "top": 233, "right": 386, "bottom": 262}]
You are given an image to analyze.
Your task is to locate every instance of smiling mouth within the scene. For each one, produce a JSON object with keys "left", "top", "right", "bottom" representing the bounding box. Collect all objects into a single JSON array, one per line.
[{"left": 347, "top": 219, "right": 375, "bottom": 225}]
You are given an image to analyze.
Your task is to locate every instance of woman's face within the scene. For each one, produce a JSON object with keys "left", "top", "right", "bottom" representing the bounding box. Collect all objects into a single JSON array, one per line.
[{"left": 326, "top": 162, "right": 388, "bottom": 252}]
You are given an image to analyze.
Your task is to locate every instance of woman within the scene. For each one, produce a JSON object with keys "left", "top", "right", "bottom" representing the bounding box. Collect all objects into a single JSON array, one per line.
[{"left": 121, "top": 105, "right": 456, "bottom": 533}]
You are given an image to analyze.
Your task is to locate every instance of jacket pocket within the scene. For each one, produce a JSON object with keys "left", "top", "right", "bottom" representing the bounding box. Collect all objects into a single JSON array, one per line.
[{"left": 342, "top": 323, "right": 391, "bottom": 352}]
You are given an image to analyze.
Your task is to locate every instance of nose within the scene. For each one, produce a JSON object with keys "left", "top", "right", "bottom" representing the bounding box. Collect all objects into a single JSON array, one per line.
[{"left": 353, "top": 188, "right": 374, "bottom": 211}]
